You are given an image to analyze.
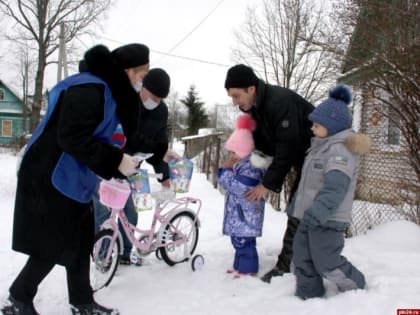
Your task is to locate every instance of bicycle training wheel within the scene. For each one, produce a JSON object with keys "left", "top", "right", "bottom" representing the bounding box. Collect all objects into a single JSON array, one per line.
[
  {"left": 191, "top": 254, "right": 205, "bottom": 271},
  {"left": 90, "top": 229, "right": 120, "bottom": 291},
  {"left": 159, "top": 211, "right": 199, "bottom": 266}
]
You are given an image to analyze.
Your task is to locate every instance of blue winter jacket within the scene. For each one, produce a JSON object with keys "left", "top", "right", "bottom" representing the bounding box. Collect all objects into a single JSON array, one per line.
[{"left": 217, "top": 155, "right": 266, "bottom": 237}]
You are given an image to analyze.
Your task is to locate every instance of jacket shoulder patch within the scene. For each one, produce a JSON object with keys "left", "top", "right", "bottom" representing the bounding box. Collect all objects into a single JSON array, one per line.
[{"left": 334, "top": 155, "right": 348, "bottom": 165}]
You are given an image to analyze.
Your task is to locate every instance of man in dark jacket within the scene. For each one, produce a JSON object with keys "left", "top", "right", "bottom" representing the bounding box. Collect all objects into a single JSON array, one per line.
[
  {"left": 224, "top": 64, "right": 314, "bottom": 283},
  {"left": 1, "top": 43, "right": 165, "bottom": 315}
]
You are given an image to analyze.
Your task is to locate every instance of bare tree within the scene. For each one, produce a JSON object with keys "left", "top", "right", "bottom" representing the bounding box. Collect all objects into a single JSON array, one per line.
[
  {"left": 332, "top": 0, "right": 419, "bottom": 223},
  {"left": 213, "top": 103, "right": 238, "bottom": 133},
  {"left": 166, "top": 91, "right": 180, "bottom": 146},
  {"left": 14, "top": 43, "right": 36, "bottom": 136},
  {"left": 232, "top": 0, "right": 339, "bottom": 103},
  {"left": 338, "top": 0, "right": 419, "bottom": 180},
  {"left": 0, "top": 0, "right": 112, "bottom": 131}
]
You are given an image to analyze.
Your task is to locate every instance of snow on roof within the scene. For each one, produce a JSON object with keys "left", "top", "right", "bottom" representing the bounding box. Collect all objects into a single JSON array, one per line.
[{"left": 0, "top": 79, "right": 23, "bottom": 103}]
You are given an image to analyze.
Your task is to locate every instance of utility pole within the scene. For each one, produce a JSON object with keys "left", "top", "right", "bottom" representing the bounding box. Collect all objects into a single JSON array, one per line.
[
  {"left": 214, "top": 104, "right": 218, "bottom": 131},
  {"left": 23, "top": 55, "right": 29, "bottom": 134},
  {"left": 57, "top": 22, "right": 68, "bottom": 82}
]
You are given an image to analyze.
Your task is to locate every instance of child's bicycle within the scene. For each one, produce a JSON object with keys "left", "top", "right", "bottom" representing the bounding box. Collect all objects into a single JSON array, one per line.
[{"left": 90, "top": 155, "right": 204, "bottom": 291}]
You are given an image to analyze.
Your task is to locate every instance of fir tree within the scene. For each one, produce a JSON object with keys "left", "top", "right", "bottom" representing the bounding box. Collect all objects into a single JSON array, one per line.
[{"left": 181, "top": 85, "right": 209, "bottom": 135}]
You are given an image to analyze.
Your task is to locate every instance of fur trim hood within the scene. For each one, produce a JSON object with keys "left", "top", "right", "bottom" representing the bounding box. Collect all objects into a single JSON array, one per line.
[
  {"left": 344, "top": 133, "right": 371, "bottom": 155},
  {"left": 311, "top": 129, "right": 371, "bottom": 156}
]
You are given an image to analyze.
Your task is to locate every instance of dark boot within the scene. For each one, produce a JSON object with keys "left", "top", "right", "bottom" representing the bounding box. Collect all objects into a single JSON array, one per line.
[
  {"left": 119, "top": 255, "right": 142, "bottom": 266},
  {"left": 70, "top": 301, "right": 119, "bottom": 315},
  {"left": 261, "top": 216, "right": 300, "bottom": 283},
  {"left": 260, "top": 266, "right": 285, "bottom": 283},
  {"left": 1, "top": 296, "right": 39, "bottom": 315}
]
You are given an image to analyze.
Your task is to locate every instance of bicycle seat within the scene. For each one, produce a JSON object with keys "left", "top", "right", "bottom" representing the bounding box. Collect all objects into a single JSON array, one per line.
[{"left": 151, "top": 190, "right": 176, "bottom": 202}]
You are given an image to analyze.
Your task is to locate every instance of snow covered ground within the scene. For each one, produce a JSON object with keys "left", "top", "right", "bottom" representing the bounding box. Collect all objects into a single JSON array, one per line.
[{"left": 0, "top": 150, "right": 419, "bottom": 315}]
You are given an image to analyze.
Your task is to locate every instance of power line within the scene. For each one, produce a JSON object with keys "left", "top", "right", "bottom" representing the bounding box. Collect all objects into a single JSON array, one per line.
[
  {"left": 162, "top": 0, "right": 225, "bottom": 57},
  {"left": 85, "top": 0, "right": 229, "bottom": 68},
  {"left": 99, "top": 35, "right": 230, "bottom": 68}
]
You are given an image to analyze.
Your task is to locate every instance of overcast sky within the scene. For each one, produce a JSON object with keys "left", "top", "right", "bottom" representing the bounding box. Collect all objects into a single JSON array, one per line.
[
  {"left": 0, "top": 0, "right": 262, "bottom": 108},
  {"left": 76, "top": 0, "right": 262, "bottom": 108}
]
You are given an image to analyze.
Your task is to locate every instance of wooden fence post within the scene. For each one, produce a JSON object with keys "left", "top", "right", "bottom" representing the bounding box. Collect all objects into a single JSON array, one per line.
[{"left": 213, "top": 136, "right": 221, "bottom": 188}]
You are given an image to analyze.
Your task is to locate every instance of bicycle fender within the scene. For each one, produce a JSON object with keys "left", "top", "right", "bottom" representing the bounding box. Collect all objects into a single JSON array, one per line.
[
  {"left": 157, "top": 208, "right": 201, "bottom": 242},
  {"left": 100, "top": 225, "right": 124, "bottom": 255}
]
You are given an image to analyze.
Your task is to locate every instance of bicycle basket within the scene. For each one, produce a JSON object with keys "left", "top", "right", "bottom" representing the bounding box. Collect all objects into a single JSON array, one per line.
[{"left": 99, "top": 179, "right": 131, "bottom": 209}]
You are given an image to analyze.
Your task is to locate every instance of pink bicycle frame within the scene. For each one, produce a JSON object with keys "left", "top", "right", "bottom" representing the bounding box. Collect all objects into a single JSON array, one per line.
[{"left": 99, "top": 196, "right": 201, "bottom": 255}]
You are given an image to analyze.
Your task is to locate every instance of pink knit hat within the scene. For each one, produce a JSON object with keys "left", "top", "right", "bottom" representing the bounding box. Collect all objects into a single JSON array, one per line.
[{"left": 225, "top": 114, "right": 256, "bottom": 159}]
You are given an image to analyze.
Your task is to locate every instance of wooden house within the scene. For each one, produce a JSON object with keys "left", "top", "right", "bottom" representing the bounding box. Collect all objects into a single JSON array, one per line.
[{"left": 0, "top": 79, "right": 30, "bottom": 146}]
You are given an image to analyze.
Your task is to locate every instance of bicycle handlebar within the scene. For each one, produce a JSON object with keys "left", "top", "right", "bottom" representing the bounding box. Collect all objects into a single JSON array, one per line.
[{"left": 131, "top": 153, "right": 163, "bottom": 180}]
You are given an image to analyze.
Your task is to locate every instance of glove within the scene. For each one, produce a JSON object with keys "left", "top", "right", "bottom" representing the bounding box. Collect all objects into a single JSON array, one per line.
[
  {"left": 163, "top": 149, "right": 182, "bottom": 163},
  {"left": 118, "top": 153, "right": 138, "bottom": 176}
]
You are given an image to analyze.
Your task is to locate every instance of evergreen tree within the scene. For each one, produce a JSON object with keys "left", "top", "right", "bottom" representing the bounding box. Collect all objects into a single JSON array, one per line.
[{"left": 181, "top": 85, "right": 209, "bottom": 135}]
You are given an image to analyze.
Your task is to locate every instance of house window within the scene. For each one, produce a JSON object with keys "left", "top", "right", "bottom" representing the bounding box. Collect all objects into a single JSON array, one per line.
[
  {"left": 2, "top": 120, "right": 12, "bottom": 137},
  {"left": 386, "top": 106, "right": 401, "bottom": 146},
  {"left": 0, "top": 89, "right": 5, "bottom": 100}
]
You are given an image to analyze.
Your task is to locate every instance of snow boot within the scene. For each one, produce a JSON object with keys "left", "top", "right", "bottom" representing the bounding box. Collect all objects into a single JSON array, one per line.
[
  {"left": 260, "top": 266, "right": 285, "bottom": 283},
  {"left": 1, "top": 295, "right": 39, "bottom": 315},
  {"left": 70, "top": 301, "right": 119, "bottom": 315}
]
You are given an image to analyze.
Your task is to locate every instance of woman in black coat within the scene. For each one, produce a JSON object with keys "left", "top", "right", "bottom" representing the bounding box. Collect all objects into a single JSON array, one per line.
[{"left": 1, "top": 44, "right": 165, "bottom": 315}]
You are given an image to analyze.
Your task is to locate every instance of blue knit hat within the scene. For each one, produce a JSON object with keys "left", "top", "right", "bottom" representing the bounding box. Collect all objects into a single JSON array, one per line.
[{"left": 309, "top": 84, "right": 352, "bottom": 136}]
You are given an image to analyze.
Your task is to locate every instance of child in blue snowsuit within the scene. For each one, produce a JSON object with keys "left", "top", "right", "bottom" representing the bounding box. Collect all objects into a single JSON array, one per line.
[
  {"left": 287, "top": 85, "right": 371, "bottom": 299},
  {"left": 218, "top": 114, "right": 271, "bottom": 277}
]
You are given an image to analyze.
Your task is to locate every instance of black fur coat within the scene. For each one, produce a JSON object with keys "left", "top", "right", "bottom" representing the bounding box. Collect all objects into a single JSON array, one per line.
[{"left": 11, "top": 45, "right": 166, "bottom": 266}]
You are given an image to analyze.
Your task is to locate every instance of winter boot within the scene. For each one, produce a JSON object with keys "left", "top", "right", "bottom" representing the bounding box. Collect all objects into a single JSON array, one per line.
[
  {"left": 260, "top": 266, "right": 285, "bottom": 283},
  {"left": 119, "top": 254, "right": 143, "bottom": 266},
  {"left": 70, "top": 301, "right": 119, "bottom": 315},
  {"left": 1, "top": 295, "right": 39, "bottom": 315},
  {"left": 233, "top": 272, "right": 257, "bottom": 279},
  {"left": 118, "top": 255, "right": 131, "bottom": 265}
]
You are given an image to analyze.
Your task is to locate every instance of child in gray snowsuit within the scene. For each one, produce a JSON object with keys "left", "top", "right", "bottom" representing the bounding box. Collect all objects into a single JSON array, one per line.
[
  {"left": 218, "top": 114, "right": 271, "bottom": 277},
  {"left": 287, "top": 84, "right": 371, "bottom": 299}
]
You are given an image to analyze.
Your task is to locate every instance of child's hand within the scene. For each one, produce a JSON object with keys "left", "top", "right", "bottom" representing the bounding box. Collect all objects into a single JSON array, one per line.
[{"left": 222, "top": 159, "right": 235, "bottom": 168}]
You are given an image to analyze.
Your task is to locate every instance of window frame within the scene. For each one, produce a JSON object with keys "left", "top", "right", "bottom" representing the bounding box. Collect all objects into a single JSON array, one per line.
[{"left": 1, "top": 119, "right": 13, "bottom": 137}]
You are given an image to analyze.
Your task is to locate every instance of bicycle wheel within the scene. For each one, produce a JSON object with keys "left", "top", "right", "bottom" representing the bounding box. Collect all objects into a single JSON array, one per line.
[
  {"left": 90, "top": 229, "right": 120, "bottom": 291},
  {"left": 159, "top": 211, "right": 199, "bottom": 266}
]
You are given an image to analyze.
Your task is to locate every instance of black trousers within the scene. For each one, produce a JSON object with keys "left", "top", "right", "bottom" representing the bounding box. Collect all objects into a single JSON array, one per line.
[
  {"left": 9, "top": 254, "right": 93, "bottom": 305},
  {"left": 275, "top": 216, "right": 300, "bottom": 272}
]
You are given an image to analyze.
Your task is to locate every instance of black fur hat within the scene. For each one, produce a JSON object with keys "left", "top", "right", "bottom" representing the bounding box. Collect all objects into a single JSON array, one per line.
[
  {"left": 111, "top": 43, "right": 149, "bottom": 69},
  {"left": 143, "top": 68, "right": 170, "bottom": 98},
  {"left": 83, "top": 45, "right": 140, "bottom": 144}
]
